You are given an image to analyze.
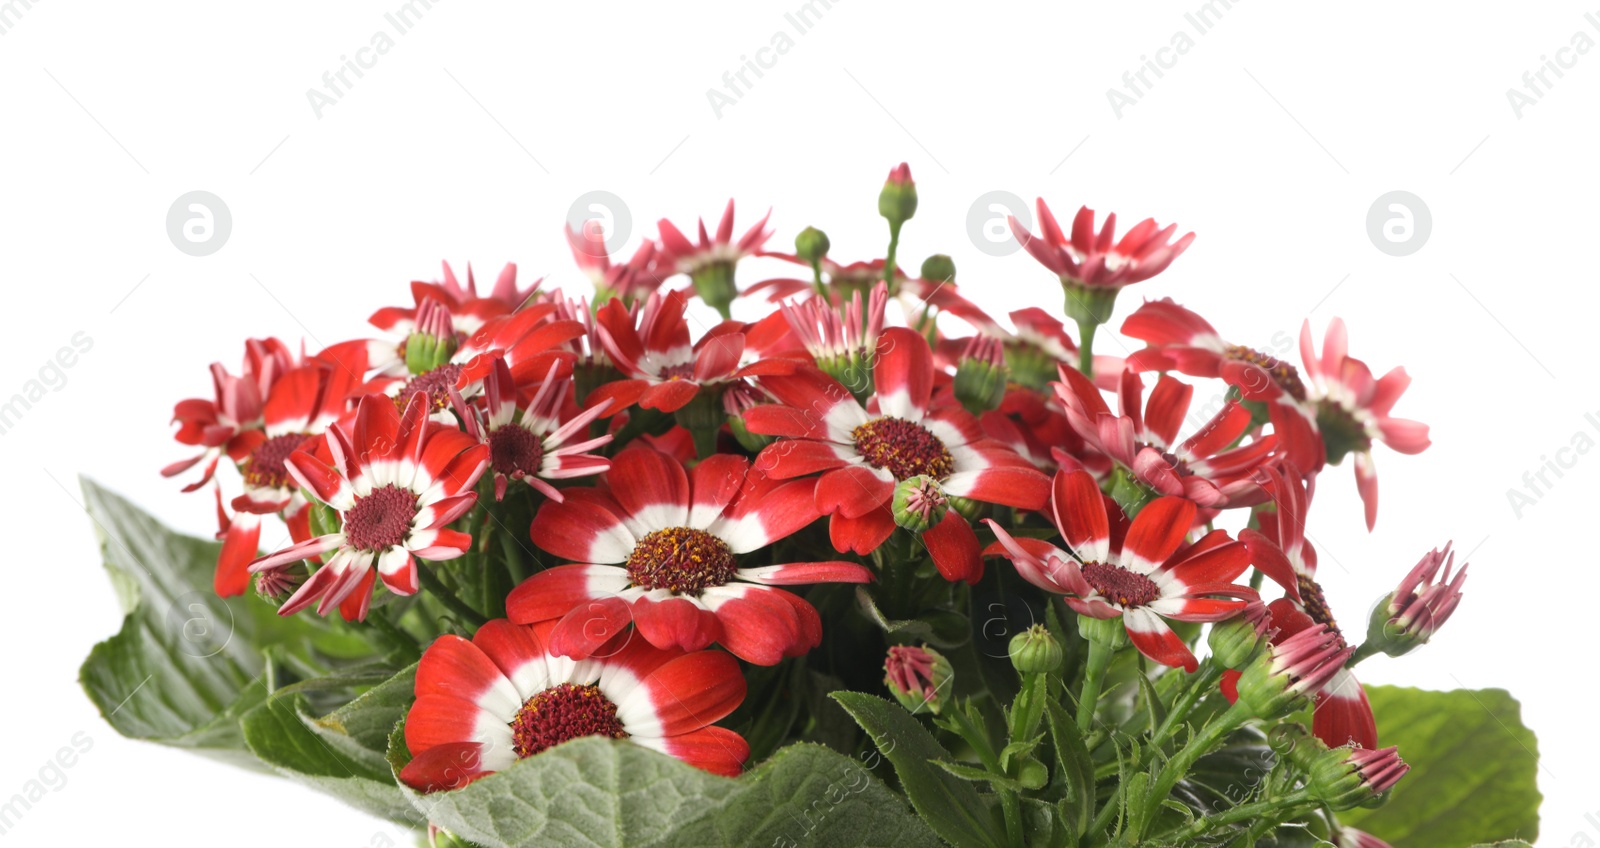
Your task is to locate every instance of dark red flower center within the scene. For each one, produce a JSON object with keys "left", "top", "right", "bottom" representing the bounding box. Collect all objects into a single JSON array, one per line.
[
  {"left": 510, "top": 683, "right": 628, "bottom": 758},
  {"left": 1222, "top": 345, "right": 1307, "bottom": 402},
  {"left": 488, "top": 425, "right": 544, "bottom": 479},
  {"left": 852, "top": 416, "right": 954, "bottom": 481},
  {"left": 244, "top": 433, "right": 309, "bottom": 490},
  {"left": 625, "top": 527, "right": 737, "bottom": 595},
  {"left": 395, "top": 363, "right": 463, "bottom": 412},
  {"left": 659, "top": 362, "right": 695, "bottom": 380},
  {"left": 1082, "top": 561, "right": 1161, "bottom": 608},
  {"left": 1297, "top": 574, "right": 1341, "bottom": 633},
  {"left": 342, "top": 484, "right": 418, "bottom": 552}
]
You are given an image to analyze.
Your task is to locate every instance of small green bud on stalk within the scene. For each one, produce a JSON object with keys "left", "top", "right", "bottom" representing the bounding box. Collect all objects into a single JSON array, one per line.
[
  {"left": 878, "top": 163, "right": 918, "bottom": 228},
  {"left": 919, "top": 253, "right": 955, "bottom": 284},
  {"left": 1360, "top": 542, "right": 1467, "bottom": 660},
  {"left": 1008, "top": 624, "right": 1064, "bottom": 675},
  {"left": 892, "top": 475, "right": 949, "bottom": 533},
  {"left": 795, "top": 226, "right": 831, "bottom": 264},
  {"left": 1308, "top": 744, "right": 1409, "bottom": 811},
  {"left": 1207, "top": 601, "right": 1273, "bottom": 669}
]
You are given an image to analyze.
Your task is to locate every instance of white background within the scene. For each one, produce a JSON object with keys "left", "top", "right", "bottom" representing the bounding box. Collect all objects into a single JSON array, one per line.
[{"left": 1, "top": 1, "right": 1592, "bottom": 845}]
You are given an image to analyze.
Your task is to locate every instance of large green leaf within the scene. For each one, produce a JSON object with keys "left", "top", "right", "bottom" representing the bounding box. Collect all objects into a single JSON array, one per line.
[
  {"left": 391, "top": 732, "right": 939, "bottom": 848},
  {"left": 76, "top": 477, "right": 371, "bottom": 769},
  {"left": 1341, "top": 686, "right": 1541, "bottom": 846},
  {"left": 242, "top": 691, "right": 419, "bottom": 825}
]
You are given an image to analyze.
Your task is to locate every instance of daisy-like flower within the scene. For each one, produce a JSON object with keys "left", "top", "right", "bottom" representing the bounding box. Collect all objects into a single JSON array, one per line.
[
  {"left": 506, "top": 447, "right": 873, "bottom": 666},
  {"left": 163, "top": 337, "right": 298, "bottom": 490},
  {"left": 374, "top": 261, "right": 539, "bottom": 338},
  {"left": 1300, "top": 318, "right": 1430, "bottom": 530},
  {"left": 586, "top": 289, "right": 796, "bottom": 415},
  {"left": 1052, "top": 364, "right": 1277, "bottom": 509},
  {"left": 745, "top": 327, "right": 1051, "bottom": 584},
  {"left": 655, "top": 199, "right": 773, "bottom": 317},
  {"left": 399, "top": 618, "right": 748, "bottom": 791},
  {"left": 1241, "top": 465, "right": 1377, "bottom": 749},
  {"left": 984, "top": 469, "right": 1256, "bottom": 672},
  {"left": 1009, "top": 199, "right": 1194, "bottom": 292},
  {"left": 247, "top": 393, "right": 488, "bottom": 621},
  {"left": 1122, "top": 298, "right": 1324, "bottom": 474},
  {"left": 780, "top": 282, "right": 888, "bottom": 397},
  {"left": 463, "top": 357, "right": 613, "bottom": 501}
]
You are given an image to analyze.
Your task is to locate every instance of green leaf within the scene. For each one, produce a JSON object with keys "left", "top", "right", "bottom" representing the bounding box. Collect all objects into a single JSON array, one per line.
[
  {"left": 1044, "top": 698, "right": 1095, "bottom": 838},
  {"left": 853, "top": 585, "right": 969, "bottom": 647},
  {"left": 393, "top": 733, "right": 939, "bottom": 848},
  {"left": 75, "top": 477, "right": 365, "bottom": 769},
  {"left": 242, "top": 692, "right": 419, "bottom": 826},
  {"left": 831, "top": 691, "right": 1006, "bottom": 848},
  {"left": 934, "top": 759, "right": 1023, "bottom": 791},
  {"left": 1340, "top": 686, "right": 1541, "bottom": 847}
]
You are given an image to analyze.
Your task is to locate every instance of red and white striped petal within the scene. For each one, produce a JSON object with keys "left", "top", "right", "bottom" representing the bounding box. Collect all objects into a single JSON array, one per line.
[
  {"left": 1121, "top": 607, "right": 1199, "bottom": 672},
  {"left": 506, "top": 564, "right": 632, "bottom": 623},
  {"left": 873, "top": 328, "right": 934, "bottom": 421}
]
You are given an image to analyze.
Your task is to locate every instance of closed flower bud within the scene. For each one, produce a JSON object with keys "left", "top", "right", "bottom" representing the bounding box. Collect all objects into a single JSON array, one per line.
[
  {"left": 1008, "top": 624, "right": 1064, "bottom": 674},
  {"left": 404, "top": 298, "right": 459, "bottom": 375},
  {"left": 892, "top": 475, "right": 949, "bottom": 533},
  {"left": 1309, "top": 744, "right": 1409, "bottom": 811},
  {"left": 1236, "top": 625, "right": 1352, "bottom": 719},
  {"left": 878, "top": 163, "right": 918, "bottom": 227},
  {"left": 1208, "top": 601, "right": 1273, "bottom": 669},
  {"left": 254, "top": 565, "right": 304, "bottom": 605},
  {"left": 919, "top": 253, "right": 956, "bottom": 283},
  {"left": 1364, "top": 542, "right": 1467, "bottom": 658},
  {"left": 954, "top": 336, "right": 1007, "bottom": 415},
  {"left": 884, "top": 644, "right": 951, "bottom": 715},
  {"left": 795, "top": 226, "right": 831, "bottom": 264}
]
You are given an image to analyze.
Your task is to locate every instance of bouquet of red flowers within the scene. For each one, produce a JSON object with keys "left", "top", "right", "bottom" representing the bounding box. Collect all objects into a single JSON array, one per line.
[{"left": 80, "top": 165, "right": 1538, "bottom": 847}]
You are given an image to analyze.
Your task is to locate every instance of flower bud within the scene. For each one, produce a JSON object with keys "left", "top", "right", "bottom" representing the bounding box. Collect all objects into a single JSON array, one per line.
[
  {"left": 884, "top": 644, "right": 951, "bottom": 715},
  {"left": 1008, "top": 624, "right": 1064, "bottom": 674},
  {"left": 1364, "top": 542, "right": 1467, "bottom": 658},
  {"left": 795, "top": 226, "right": 831, "bottom": 264},
  {"left": 954, "top": 336, "right": 1007, "bottom": 415},
  {"left": 919, "top": 253, "right": 956, "bottom": 283},
  {"left": 892, "top": 475, "right": 949, "bottom": 533},
  {"left": 1309, "top": 745, "right": 1409, "bottom": 811},
  {"left": 254, "top": 565, "right": 304, "bottom": 606},
  {"left": 1235, "top": 625, "right": 1352, "bottom": 719},
  {"left": 1208, "top": 601, "right": 1273, "bottom": 669},
  {"left": 878, "top": 163, "right": 918, "bottom": 227},
  {"left": 405, "top": 298, "right": 459, "bottom": 375}
]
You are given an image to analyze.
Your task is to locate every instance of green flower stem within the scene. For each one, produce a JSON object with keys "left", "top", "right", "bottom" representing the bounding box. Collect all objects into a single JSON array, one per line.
[
  {"left": 1148, "top": 660, "right": 1223, "bottom": 751},
  {"left": 883, "top": 220, "right": 903, "bottom": 291},
  {"left": 417, "top": 564, "right": 489, "bottom": 629},
  {"left": 810, "top": 258, "right": 827, "bottom": 298},
  {"left": 1076, "top": 634, "right": 1115, "bottom": 733},
  {"left": 944, "top": 706, "right": 1023, "bottom": 848},
  {"left": 1134, "top": 699, "right": 1255, "bottom": 839},
  {"left": 1347, "top": 638, "right": 1383, "bottom": 668},
  {"left": 1147, "top": 789, "right": 1315, "bottom": 844},
  {"left": 690, "top": 425, "right": 719, "bottom": 461},
  {"left": 1076, "top": 318, "right": 1097, "bottom": 377}
]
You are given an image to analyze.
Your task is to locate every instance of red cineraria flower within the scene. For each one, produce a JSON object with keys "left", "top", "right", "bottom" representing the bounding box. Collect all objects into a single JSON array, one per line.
[
  {"left": 566, "top": 221, "right": 667, "bottom": 304},
  {"left": 464, "top": 357, "right": 613, "bottom": 501},
  {"left": 164, "top": 338, "right": 298, "bottom": 490},
  {"left": 506, "top": 447, "right": 873, "bottom": 665},
  {"left": 1009, "top": 199, "right": 1194, "bottom": 290},
  {"left": 1241, "top": 466, "right": 1378, "bottom": 749},
  {"left": 248, "top": 394, "right": 488, "bottom": 621},
  {"left": 655, "top": 199, "right": 773, "bottom": 278},
  {"left": 1053, "top": 365, "right": 1275, "bottom": 508},
  {"left": 1122, "top": 298, "right": 1323, "bottom": 474},
  {"left": 587, "top": 290, "right": 797, "bottom": 414},
  {"left": 399, "top": 619, "right": 748, "bottom": 791},
  {"left": 984, "top": 469, "right": 1256, "bottom": 672},
  {"left": 372, "top": 261, "right": 537, "bottom": 339},
  {"left": 745, "top": 328, "right": 1050, "bottom": 583},
  {"left": 1300, "top": 318, "right": 1430, "bottom": 530}
]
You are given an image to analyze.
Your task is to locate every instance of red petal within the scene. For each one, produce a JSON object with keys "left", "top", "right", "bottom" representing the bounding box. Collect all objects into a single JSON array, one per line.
[
  {"left": 1121, "top": 496, "right": 1197, "bottom": 566},
  {"left": 815, "top": 465, "right": 892, "bottom": 519},
  {"left": 921, "top": 511, "right": 982, "bottom": 584},
  {"left": 655, "top": 726, "right": 749, "bottom": 777}
]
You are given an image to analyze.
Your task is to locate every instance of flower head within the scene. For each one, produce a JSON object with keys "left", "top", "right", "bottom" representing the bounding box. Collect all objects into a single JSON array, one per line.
[
  {"left": 247, "top": 393, "right": 488, "bottom": 621},
  {"left": 1010, "top": 199, "right": 1193, "bottom": 291},
  {"left": 884, "top": 645, "right": 952, "bottom": 715},
  {"left": 399, "top": 619, "right": 748, "bottom": 791},
  {"left": 507, "top": 447, "right": 873, "bottom": 665},
  {"left": 1365, "top": 541, "right": 1468, "bottom": 656},
  {"left": 463, "top": 357, "right": 613, "bottom": 501}
]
